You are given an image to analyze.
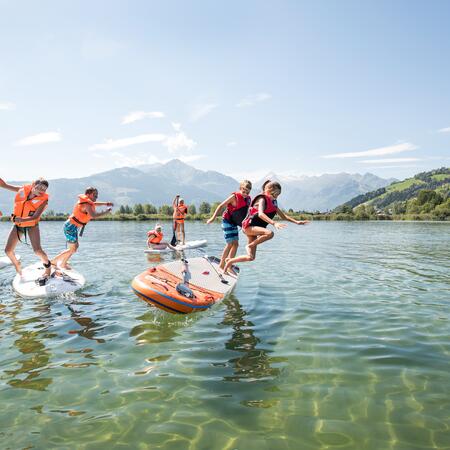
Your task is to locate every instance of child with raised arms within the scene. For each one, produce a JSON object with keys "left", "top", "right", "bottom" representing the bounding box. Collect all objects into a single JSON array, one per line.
[
  {"left": 223, "top": 180, "right": 309, "bottom": 274},
  {"left": 207, "top": 180, "right": 252, "bottom": 271}
]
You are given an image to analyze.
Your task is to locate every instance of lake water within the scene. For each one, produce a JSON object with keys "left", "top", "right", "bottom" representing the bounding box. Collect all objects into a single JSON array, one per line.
[{"left": 0, "top": 221, "right": 449, "bottom": 450}]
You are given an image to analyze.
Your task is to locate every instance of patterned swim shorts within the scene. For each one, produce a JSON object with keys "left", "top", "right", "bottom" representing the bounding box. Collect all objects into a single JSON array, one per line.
[
  {"left": 63, "top": 220, "right": 79, "bottom": 243},
  {"left": 222, "top": 219, "right": 239, "bottom": 243}
]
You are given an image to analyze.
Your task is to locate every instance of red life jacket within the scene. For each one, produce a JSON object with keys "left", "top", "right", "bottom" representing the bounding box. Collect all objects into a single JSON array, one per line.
[
  {"left": 69, "top": 194, "right": 96, "bottom": 227},
  {"left": 148, "top": 229, "right": 163, "bottom": 244},
  {"left": 223, "top": 192, "right": 251, "bottom": 226},
  {"left": 242, "top": 194, "right": 278, "bottom": 229},
  {"left": 13, "top": 184, "right": 49, "bottom": 227}
]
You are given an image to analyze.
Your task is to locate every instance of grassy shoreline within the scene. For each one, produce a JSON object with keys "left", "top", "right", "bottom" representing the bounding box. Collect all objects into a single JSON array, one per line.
[{"left": 1, "top": 213, "right": 448, "bottom": 223}]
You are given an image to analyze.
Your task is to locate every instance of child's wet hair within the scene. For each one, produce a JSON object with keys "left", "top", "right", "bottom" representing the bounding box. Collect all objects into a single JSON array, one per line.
[
  {"left": 264, "top": 181, "right": 282, "bottom": 195},
  {"left": 240, "top": 180, "right": 252, "bottom": 191},
  {"left": 33, "top": 177, "right": 49, "bottom": 188},
  {"left": 85, "top": 187, "right": 98, "bottom": 195}
]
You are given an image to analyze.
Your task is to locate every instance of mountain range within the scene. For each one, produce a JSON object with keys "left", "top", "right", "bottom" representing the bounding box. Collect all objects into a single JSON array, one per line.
[{"left": 0, "top": 159, "right": 396, "bottom": 214}]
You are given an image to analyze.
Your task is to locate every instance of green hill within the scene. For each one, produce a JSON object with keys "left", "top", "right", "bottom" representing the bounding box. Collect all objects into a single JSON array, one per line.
[{"left": 337, "top": 167, "right": 450, "bottom": 220}]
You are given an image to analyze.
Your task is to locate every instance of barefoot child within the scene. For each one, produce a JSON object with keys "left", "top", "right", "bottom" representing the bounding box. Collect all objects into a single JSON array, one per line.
[
  {"left": 206, "top": 180, "right": 252, "bottom": 271},
  {"left": 147, "top": 224, "right": 174, "bottom": 250},
  {"left": 0, "top": 177, "right": 52, "bottom": 284},
  {"left": 224, "top": 181, "right": 309, "bottom": 273},
  {"left": 172, "top": 195, "right": 188, "bottom": 245},
  {"left": 51, "top": 187, "right": 113, "bottom": 269}
]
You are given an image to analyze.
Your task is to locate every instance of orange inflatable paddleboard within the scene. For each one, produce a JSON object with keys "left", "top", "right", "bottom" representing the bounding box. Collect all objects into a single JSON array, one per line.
[{"left": 131, "top": 256, "right": 239, "bottom": 314}]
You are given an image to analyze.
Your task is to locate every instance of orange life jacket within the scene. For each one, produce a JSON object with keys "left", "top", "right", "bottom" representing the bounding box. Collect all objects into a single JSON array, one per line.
[
  {"left": 147, "top": 229, "right": 163, "bottom": 244},
  {"left": 12, "top": 184, "right": 49, "bottom": 227},
  {"left": 174, "top": 204, "right": 188, "bottom": 220},
  {"left": 69, "top": 194, "right": 96, "bottom": 227}
]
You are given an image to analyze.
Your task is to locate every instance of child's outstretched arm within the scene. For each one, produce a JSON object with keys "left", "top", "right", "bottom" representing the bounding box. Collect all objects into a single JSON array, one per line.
[
  {"left": 256, "top": 199, "right": 286, "bottom": 229},
  {"left": 0, "top": 178, "right": 20, "bottom": 192},
  {"left": 206, "top": 194, "right": 235, "bottom": 224},
  {"left": 277, "top": 208, "right": 309, "bottom": 225}
]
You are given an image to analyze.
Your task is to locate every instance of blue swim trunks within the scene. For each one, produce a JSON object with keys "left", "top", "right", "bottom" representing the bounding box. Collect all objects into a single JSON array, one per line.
[
  {"left": 64, "top": 220, "right": 79, "bottom": 243},
  {"left": 222, "top": 219, "right": 239, "bottom": 243}
]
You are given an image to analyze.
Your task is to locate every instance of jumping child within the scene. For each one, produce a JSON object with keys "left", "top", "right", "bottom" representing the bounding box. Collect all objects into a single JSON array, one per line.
[
  {"left": 206, "top": 180, "right": 252, "bottom": 271},
  {"left": 224, "top": 181, "right": 309, "bottom": 273},
  {"left": 51, "top": 187, "right": 113, "bottom": 269},
  {"left": 0, "top": 177, "right": 52, "bottom": 284}
]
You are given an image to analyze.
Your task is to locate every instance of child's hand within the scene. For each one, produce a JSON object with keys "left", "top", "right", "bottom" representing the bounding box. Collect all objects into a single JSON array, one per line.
[
  {"left": 107, "top": 202, "right": 114, "bottom": 207},
  {"left": 296, "top": 220, "right": 310, "bottom": 225},
  {"left": 274, "top": 222, "right": 287, "bottom": 230},
  {"left": 206, "top": 217, "right": 214, "bottom": 224},
  {"left": 0, "top": 178, "right": 6, "bottom": 188}
]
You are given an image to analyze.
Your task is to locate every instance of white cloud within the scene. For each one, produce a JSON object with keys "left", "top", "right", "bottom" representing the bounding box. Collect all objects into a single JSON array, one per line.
[
  {"left": 163, "top": 131, "right": 197, "bottom": 154},
  {"left": 189, "top": 103, "right": 218, "bottom": 122},
  {"left": 236, "top": 92, "right": 271, "bottom": 108},
  {"left": 0, "top": 102, "right": 15, "bottom": 110},
  {"left": 89, "top": 133, "right": 166, "bottom": 151},
  {"left": 172, "top": 122, "right": 181, "bottom": 131},
  {"left": 15, "top": 131, "right": 62, "bottom": 146},
  {"left": 322, "top": 142, "right": 418, "bottom": 159},
  {"left": 121, "top": 111, "right": 165, "bottom": 125},
  {"left": 438, "top": 126, "right": 450, "bottom": 133},
  {"left": 227, "top": 141, "right": 237, "bottom": 147},
  {"left": 360, "top": 158, "right": 422, "bottom": 164}
]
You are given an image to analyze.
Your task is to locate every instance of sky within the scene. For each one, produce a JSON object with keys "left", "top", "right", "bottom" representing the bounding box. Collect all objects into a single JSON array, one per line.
[{"left": 1, "top": 0, "right": 450, "bottom": 182}]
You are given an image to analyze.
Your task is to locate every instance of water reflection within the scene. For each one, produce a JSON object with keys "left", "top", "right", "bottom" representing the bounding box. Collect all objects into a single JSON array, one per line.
[
  {"left": 67, "top": 304, "right": 106, "bottom": 343},
  {"left": 4, "top": 301, "right": 53, "bottom": 391},
  {"left": 221, "top": 295, "right": 280, "bottom": 382}
]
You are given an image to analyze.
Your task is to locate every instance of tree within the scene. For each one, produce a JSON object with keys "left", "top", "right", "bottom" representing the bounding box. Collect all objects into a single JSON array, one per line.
[
  {"left": 119, "top": 205, "right": 126, "bottom": 214},
  {"left": 144, "top": 203, "right": 157, "bottom": 214},
  {"left": 124, "top": 205, "right": 133, "bottom": 214},
  {"left": 134, "top": 204, "right": 144, "bottom": 215},
  {"left": 199, "top": 202, "right": 211, "bottom": 214},
  {"left": 159, "top": 204, "right": 173, "bottom": 216},
  {"left": 188, "top": 204, "right": 197, "bottom": 215}
]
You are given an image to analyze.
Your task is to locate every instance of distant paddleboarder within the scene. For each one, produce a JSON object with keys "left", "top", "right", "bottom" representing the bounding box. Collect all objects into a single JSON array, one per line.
[
  {"left": 207, "top": 180, "right": 252, "bottom": 271},
  {"left": 172, "top": 195, "right": 188, "bottom": 245},
  {"left": 224, "top": 180, "right": 309, "bottom": 274},
  {"left": 51, "top": 187, "right": 113, "bottom": 269},
  {"left": 0, "top": 177, "right": 52, "bottom": 284}
]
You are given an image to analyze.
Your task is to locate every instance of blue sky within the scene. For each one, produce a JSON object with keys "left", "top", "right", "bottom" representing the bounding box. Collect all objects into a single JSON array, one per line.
[{"left": 1, "top": 0, "right": 449, "bottom": 182}]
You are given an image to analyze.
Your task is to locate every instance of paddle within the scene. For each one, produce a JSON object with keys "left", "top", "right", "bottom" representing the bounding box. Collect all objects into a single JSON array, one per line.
[{"left": 170, "top": 196, "right": 179, "bottom": 246}]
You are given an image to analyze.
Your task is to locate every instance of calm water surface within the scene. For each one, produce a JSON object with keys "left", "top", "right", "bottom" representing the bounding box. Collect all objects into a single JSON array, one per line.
[{"left": 0, "top": 221, "right": 449, "bottom": 450}]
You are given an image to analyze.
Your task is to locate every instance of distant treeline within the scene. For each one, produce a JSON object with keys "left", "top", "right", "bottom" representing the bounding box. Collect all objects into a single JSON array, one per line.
[{"left": 1, "top": 196, "right": 448, "bottom": 223}]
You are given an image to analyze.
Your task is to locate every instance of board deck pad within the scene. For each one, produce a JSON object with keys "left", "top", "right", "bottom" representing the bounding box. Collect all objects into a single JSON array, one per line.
[{"left": 12, "top": 262, "right": 86, "bottom": 298}]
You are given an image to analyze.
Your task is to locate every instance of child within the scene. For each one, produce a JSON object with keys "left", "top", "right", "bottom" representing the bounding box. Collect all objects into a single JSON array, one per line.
[
  {"left": 147, "top": 224, "right": 174, "bottom": 250},
  {"left": 51, "top": 187, "right": 113, "bottom": 269},
  {"left": 172, "top": 195, "right": 188, "bottom": 245},
  {"left": 223, "top": 180, "right": 309, "bottom": 274},
  {"left": 0, "top": 177, "right": 52, "bottom": 284},
  {"left": 207, "top": 180, "right": 252, "bottom": 271}
]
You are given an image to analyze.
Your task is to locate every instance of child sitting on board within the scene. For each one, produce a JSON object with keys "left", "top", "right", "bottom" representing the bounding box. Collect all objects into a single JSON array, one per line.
[{"left": 147, "top": 224, "right": 175, "bottom": 250}]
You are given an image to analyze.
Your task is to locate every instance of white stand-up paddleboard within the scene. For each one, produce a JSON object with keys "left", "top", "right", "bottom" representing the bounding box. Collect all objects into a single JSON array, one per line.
[
  {"left": 0, "top": 255, "right": 20, "bottom": 270},
  {"left": 12, "top": 262, "right": 86, "bottom": 298},
  {"left": 144, "top": 239, "right": 207, "bottom": 254}
]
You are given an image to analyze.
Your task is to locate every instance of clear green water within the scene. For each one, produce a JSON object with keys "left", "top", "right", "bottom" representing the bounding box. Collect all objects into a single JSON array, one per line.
[{"left": 0, "top": 221, "right": 449, "bottom": 450}]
